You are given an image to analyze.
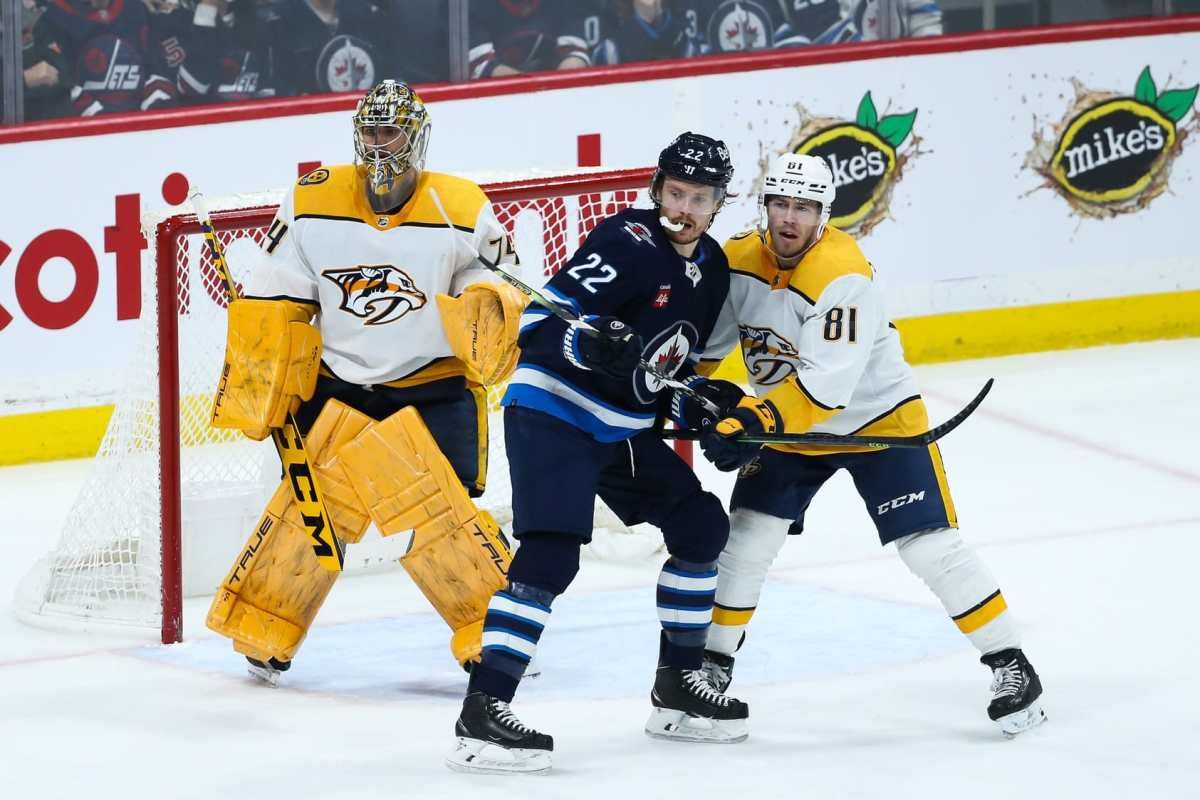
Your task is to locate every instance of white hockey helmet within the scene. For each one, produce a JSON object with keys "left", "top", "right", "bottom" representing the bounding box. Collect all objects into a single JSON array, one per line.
[{"left": 760, "top": 153, "right": 836, "bottom": 237}]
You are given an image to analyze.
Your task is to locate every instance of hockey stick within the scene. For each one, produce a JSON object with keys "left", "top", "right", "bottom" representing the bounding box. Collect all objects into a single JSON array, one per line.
[
  {"left": 425, "top": 188, "right": 722, "bottom": 416},
  {"left": 192, "top": 191, "right": 346, "bottom": 572},
  {"left": 660, "top": 378, "right": 994, "bottom": 449}
]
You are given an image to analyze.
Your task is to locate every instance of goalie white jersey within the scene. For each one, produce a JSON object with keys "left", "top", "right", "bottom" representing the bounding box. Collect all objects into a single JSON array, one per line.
[
  {"left": 703, "top": 226, "right": 927, "bottom": 454},
  {"left": 243, "top": 165, "right": 514, "bottom": 386}
]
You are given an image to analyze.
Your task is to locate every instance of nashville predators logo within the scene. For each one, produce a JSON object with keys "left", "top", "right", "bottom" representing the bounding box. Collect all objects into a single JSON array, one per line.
[
  {"left": 323, "top": 265, "right": 427, "bottom": 325},
  {"left": 740, "top": 324, "right": 798, "bottom": 385}
]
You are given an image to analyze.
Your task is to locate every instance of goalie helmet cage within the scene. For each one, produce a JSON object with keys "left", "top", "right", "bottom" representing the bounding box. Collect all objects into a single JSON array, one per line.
[{"left": 15, "top": 166, "right": 669, "bottom": 645}]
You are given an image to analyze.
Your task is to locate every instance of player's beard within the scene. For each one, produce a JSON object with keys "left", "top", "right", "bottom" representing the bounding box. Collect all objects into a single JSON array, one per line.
[
  {"left": 769, "top": 223, "right": 816, "bottom": 261},
  {"left": 662, "top": 212, "right": 708, "bottom": 247}
]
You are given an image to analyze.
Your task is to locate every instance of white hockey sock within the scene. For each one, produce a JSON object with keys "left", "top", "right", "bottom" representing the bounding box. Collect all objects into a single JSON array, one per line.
[
  {"left": 895, "top": 527, "right": 1021, "bottom": 655},
  {"left": 708, "top": 509, "right": 790, "bottom": 655}
]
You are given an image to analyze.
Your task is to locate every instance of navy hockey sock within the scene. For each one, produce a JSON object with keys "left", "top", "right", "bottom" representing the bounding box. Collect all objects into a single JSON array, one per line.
[
  {"left": 656, "top": 556, "right": 718, "bottom": 668},
  {"left": 468, "top": 582, "right": 555, "bottom": 702}
]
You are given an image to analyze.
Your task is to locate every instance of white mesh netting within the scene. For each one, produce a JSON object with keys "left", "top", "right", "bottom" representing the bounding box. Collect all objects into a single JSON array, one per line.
[{"left": 15, "top": 167, "right": 665, "bottom": 641}]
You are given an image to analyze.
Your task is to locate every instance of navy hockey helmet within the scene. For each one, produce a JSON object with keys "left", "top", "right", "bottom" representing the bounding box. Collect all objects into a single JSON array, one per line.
[{"left": 654, "top": 131, "right": 734, "bottom": 190}]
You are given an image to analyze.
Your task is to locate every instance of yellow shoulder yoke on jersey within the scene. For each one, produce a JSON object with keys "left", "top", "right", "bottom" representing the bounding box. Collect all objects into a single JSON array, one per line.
[
  {"left": 787, "top": 227, "right": 873, "bottom": 301},
  {"left": 293, "top": 164, "right": 362, "bottom": 220}
]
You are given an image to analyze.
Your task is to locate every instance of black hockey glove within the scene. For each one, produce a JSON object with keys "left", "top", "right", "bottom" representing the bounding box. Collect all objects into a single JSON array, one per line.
[
  {"left": 699, "top": 397, "right": 783, "bottom": 472},
  {"left": 669, "top": 376, "right": 746, "bottom": 429},
  {"left": 563, "top": 316, "right": 645, "bottom": 380}
]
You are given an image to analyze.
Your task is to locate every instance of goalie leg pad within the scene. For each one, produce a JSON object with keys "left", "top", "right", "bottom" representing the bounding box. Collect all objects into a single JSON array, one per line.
[
  {"left": 206, "top": 399, "right": 374, "bottom": 662},
  {"left": 337, "top": 406, "right": 513, "bottom": 664}
]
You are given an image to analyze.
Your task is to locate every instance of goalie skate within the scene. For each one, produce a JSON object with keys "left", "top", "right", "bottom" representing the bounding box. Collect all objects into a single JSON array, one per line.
[
  {"left": 644, "top": 667, "right": 749, "bottom": 744},
  {"left": 981, "top": 648, "right": 1047, "bottom": 737},
  {"left": 245, "top": 656, "right": 290, "bottom": 687},
  {"left": 444, "top": 692, "right": 553, "bottom": 775}
]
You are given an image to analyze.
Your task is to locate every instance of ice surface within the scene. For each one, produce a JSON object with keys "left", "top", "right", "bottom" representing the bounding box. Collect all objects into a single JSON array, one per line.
[{"left": 2, "top": 340, "right": 1198, "bottom": 799}]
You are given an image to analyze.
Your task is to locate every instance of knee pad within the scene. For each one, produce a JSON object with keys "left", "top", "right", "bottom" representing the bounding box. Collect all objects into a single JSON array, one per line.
[
  {"left": 507, "top": 533, "right": 582, "bottom": 597},
  {"left": 206, "top": 399, "right": 374, "bottom": 663},
  {"left": 661, "top": 490, "right": 729, "bottom": 564},
  {"left": 336, "top": 405, "right": 513, "bottom": 666}
]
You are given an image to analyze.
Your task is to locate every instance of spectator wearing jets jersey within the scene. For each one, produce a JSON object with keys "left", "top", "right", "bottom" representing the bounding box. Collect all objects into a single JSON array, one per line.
[
  {"left": 446, "top": 132, "right": 751, "bottom": 775},
  {"left": 206, "top": 80, "right": 527, "bottom": 686},
  {"left": 593, "top": 0, "right": 707, "bottom": 65},
  {"left": 688, "top": 153, "right": 1046, "bottom": 738}
]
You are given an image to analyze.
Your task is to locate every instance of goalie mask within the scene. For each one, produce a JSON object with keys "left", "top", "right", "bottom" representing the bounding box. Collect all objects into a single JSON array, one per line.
[
  {"left": 760, "top": 153, "right": 835, "bottom": 240},
  {"left": 353, "top": 80, "right": 431, "bottom": 213}
]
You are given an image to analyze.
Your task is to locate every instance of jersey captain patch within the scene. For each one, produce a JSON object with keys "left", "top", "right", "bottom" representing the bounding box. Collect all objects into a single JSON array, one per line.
[{"left": 322, "top": 265, "right": 427, "bottom": 325}]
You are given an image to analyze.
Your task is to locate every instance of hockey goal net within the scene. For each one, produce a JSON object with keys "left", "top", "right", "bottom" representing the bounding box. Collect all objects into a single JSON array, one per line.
[{"left": 15, "top": 166, "right": 666, "bottom": 644}]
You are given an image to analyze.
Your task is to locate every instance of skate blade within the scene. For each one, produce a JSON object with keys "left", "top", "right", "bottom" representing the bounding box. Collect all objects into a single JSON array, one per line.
[
  {"left": 644, "top": 708, "right": 748, "bottom": 743},
  {"left": 996, "top": 701, "right": 1047, "bottom": 738},
  {"left": 444, "top": 737, "right": 551, "bottom": 775},
  {"left": 246, "top": 664, "right": 281, "bottom": 687}
]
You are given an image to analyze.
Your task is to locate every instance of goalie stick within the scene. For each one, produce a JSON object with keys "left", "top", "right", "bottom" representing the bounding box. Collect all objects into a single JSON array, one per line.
[
  {"left": 660, "top": 379, "right": 994, "bottom": 449},
  {"left": 192, "top": 191, "right": 346, "bottom": 573}
]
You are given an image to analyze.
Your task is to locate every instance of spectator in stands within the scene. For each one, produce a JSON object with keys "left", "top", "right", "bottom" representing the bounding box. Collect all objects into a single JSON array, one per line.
[
  {"left": 28, "top": 0, "right": 179, "bottom": 116},
  {"left": 266, "top": 0, "right": 396, "bottom": 96},
  {"left": 153, "top": 0, "right": 277, "bottom": 104},
  {"left": 468, "top": 0, "right": 592, "bottom": 78},
  {"left": 700, "top": 0, "right": 942, "bottom": 53},
  {"left": 16, "top": 0, "right": 73, "bottom": 120},
  {"left": 593, "top": 0, "right": 706, "bottom": 65}
]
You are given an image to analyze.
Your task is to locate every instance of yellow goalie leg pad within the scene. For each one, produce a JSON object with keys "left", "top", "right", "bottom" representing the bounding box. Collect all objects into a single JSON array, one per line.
[
  {"left": 338, "top": 406, "right": 513, "bottom": 665},
  {"left": 206, "top": 399, "right": 374, "bottom": 662}
]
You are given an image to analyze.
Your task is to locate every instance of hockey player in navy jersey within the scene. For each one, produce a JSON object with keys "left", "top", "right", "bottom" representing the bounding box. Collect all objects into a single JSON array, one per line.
[{"left": 446, "top": 133, "right": 753, "bottom": 775}]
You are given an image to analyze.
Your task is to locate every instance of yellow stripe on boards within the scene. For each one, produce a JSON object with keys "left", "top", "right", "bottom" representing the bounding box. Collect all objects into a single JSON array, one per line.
[
  {"left": 712, "top": 606, "right": 755, "bottom": 626},
  {"left": 5, "top": 290, "right": 1199, "bottom": 467},
  {"left": 952, "top": 591, "right": 1008, "bottom": 634}
]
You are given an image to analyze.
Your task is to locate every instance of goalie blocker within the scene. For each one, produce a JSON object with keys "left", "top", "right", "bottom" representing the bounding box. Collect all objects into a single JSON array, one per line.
[{"left": 207, "top": 373, "right": 512, "bottom": 671}]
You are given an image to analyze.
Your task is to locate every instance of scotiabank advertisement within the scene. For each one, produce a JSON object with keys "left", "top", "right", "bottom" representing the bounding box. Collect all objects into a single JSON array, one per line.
[{"left": 1, "top": 27, "right": 1198, "bottom": 412}]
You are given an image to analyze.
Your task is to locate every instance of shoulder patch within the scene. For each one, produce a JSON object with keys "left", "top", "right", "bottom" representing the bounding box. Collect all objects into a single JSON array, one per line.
[
  {"left": 299, "top": 168, "right": 330, "bottom": 186},
  {"left": 622, "top": 220, "right": 657, "bottom": 247}
]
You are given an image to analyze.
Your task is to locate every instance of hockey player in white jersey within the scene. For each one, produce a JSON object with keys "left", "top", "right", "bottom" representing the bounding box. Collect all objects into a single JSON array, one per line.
[
  {"left": 689, "top": 153, "right": 1046, "bottom": 737},
  {"left": 206, "top": 79, "right": 526, "bottom": 684}
]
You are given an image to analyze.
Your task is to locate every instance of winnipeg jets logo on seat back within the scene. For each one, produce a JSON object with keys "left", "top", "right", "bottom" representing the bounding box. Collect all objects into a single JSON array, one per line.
[
  {"left": 323, "top": 265, "right": 427, "bottom": 325},
  {"left": 740, "top": 324, "right": 798, "bottom": 385}
]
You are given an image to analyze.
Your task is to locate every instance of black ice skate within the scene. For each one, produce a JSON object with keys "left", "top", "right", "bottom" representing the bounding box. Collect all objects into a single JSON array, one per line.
[
  {"left": 645, "top": 666, "right": 749, "bottom": 743},
  {"left": 245, "top": 656, "right": 290, "bottom": 687},
  {"left": 445, "top": 692, "right": 553, "bottom": 774},
  {"left": 700, "top": 649, "right": 736, "bottom": 693},
  {"left": 981, "top": 648, "right": 1047, "bottom": 737}
]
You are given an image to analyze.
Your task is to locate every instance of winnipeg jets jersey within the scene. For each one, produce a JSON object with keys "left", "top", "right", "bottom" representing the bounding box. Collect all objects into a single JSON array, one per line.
[
  {"left": 243, "top": 165, "right": 514, "bottom": 386},
  {"left": 503, "top": 208, "right": 730, "bottom": 442},
  {"left": 704, "top": 226, "right": 926, "bottom": 454}
]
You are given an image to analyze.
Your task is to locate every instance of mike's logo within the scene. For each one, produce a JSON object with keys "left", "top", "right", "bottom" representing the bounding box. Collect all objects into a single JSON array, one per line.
[
  {"left": 323, "top": 265, "right": 426, "bottom": 325},
  {"left": 783, "top": 91, "right": 921, "bottom": 236},
  {"left": 1026, "top": 67, "right": 1197, "bottom": 217}
]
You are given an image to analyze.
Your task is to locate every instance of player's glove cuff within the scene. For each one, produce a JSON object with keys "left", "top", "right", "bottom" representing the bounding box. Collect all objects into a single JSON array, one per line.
[{"left": 562, "top": 315, "right": 601, "bottom": 371}]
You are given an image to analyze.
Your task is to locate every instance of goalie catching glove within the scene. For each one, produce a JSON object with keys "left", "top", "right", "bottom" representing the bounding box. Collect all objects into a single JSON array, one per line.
[
  {"left": 211, "top": 298, "right": 322, "bottom": 440},
  {"left": 436, "top": 281, "right": 527, "bottom": 386},
  {"left": 699, "top": 396, "right": 783, "bottom": 472}
]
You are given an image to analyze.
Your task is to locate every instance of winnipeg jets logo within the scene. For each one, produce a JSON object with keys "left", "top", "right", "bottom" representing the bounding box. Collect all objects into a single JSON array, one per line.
[
  {"left": 740, "top": 324, "right": 798, "bottom": 385},
  {"left": 323, "top": 265, "right": 426, "bottom": 325},
  {"left": 708, "top": 0, "right": 773, "bottom": 52},
  {"left": 634, "top": 322, "right": 698, "bottom": 404}
]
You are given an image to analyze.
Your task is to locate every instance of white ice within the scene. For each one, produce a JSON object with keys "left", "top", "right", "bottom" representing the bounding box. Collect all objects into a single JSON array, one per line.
[{"left": 2, "top": 340, "right": 1198, "bottom": 799}]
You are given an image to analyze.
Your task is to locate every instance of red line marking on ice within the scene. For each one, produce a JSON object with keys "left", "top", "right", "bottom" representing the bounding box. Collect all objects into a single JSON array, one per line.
[{"left": 927, "top": 388, "right": 1200, "bottom": 486}]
